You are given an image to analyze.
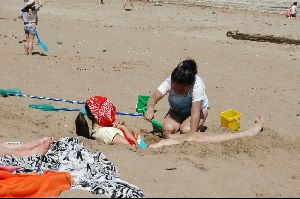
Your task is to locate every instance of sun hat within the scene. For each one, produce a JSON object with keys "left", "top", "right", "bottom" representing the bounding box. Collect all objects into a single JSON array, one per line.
[{"left": 22, "top": 0, "right": 35, "bottom": 10}]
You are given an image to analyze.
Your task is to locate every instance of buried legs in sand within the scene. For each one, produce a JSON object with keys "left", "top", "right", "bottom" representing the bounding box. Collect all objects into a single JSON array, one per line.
[
  {"left": 149, "top": 116, "right": 264, "bottom": 149},
  {"left": 0, "top": 137, "right": 54, "bottom": 157}
]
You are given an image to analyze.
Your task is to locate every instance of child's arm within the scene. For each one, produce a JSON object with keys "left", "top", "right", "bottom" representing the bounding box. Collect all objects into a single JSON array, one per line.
[
  {"left": 190, "top": 101, "right": 201, "bottom": 133},
  {"left": 35, "top": 0, "right": 43, "bottom": 10},
  {"left": 144, "top": 89, "right": 164, "bottom": 121},
  {"left": 115, "top": 123, "right": 138, "bottom": 146}
]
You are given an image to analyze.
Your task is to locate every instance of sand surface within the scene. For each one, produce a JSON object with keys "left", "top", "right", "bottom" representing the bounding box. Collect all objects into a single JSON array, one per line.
[{"left": 0, "top": 0, "right": 299, "bottom": 197}]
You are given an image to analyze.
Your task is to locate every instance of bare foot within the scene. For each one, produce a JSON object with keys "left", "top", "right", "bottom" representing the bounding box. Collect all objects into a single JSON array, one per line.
[
  {"left": 33, "top": 137, "right": 54, "bottom": 146},
  {"left": 27, "top": 139, "right": 52, "bottom": 156},
  {"left": 245, "top": 116, "right": 264, "bottom": 137},
  {"left": 10, "top": 137, "right": 54, "bottom": 151}
]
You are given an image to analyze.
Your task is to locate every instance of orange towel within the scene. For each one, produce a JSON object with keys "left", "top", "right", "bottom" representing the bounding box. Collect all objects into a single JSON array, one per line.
[{"left": 0, "top": 170, "right": 73, "bottom": 198}]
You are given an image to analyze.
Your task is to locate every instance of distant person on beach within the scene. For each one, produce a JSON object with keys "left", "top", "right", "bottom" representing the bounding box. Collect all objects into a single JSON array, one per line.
[
  {"left": 149, "top": 116, "right": 264, "bottom": 148},
  {"left": 98, "top": 0, "right": 104, "bottom": 4},
  {"left": 75, "top": 96, "right": 144, "bottom": 148},
  {"left": 286, "top": 2, "right": 298, "bottom": 18},
  {"left": 18, "top": 0, "right": 43, "bottom": 56},
  {"left": 289, "top": 2, "right": 298, "bottom": 18},
  {"left": 0, "top": 137, "right": 54, "bottom": 157},
  {"left": 124, "top": 0, "right": 134, "bottom": 10},
  {"left": 144, "top": 59, "right": 209, "bottom": 139}
]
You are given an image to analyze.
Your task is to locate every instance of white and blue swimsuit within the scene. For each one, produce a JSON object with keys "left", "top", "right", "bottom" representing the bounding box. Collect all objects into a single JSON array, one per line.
[{"left": 158, "top": 75, "right": 209, "bottom": 116}]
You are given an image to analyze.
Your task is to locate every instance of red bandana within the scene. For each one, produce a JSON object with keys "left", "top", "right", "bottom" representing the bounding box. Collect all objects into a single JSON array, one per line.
[{"left": 86, "top": 96, "right": 116, "bottom": 127}]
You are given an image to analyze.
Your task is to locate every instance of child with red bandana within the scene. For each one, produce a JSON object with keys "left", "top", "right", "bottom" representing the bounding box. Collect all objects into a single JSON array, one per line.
[{"left": 75, "top": 96, "right": 140, "bottom": 147}]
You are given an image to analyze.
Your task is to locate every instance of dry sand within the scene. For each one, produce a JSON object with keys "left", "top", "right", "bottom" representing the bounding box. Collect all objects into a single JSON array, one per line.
[{"left": 0, "top": 0, "right": 299, "bottom": 197}]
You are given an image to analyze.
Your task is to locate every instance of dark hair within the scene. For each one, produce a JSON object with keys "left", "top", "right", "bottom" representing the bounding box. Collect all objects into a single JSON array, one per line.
[
  {"left": 21, "top": 3, "right": 35, "bottom": 12},
  {"left": 75, "top": 104, "right": 95, "bottom": 139},
  {"left": 294, "top": 2, "right": 297, "bottom": 5},
  {"left": 171, "top": 59, "right": 198, "bottom": 86}
]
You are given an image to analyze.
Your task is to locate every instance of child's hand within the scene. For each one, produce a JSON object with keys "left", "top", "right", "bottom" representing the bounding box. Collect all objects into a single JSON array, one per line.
[
  {"left": 113, "top": 121, "right": 125, "bottom": 128},
  {"left": 144, "top": 111, "right": 154, "bottom": 121}
]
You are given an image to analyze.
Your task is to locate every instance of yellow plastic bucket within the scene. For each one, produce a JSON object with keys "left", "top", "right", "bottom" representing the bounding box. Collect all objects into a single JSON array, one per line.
[{"left": 220, "top": 109, "right": 241, "bottom": 131}]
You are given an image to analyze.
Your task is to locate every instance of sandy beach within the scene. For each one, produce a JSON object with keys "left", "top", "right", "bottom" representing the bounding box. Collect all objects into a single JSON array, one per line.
[{"left": 0, "top": 0, "right": 299, "bottom": 197}]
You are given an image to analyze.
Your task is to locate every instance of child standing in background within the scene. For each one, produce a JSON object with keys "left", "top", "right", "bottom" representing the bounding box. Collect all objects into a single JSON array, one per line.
[
  {"left": 144, "top": 59, "right": 209, "bottom": 138},
  {"left": 289, "top": 2, "right": 298, "bottom": 18},
  {"left": 18, "top": 0, "right": 43, "bottom": 56}
]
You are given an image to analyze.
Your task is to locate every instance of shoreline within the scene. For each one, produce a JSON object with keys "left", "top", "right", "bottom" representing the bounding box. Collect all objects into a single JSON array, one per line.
[{"left": 158, "top": 0, "right": 290, "bottom": 14}]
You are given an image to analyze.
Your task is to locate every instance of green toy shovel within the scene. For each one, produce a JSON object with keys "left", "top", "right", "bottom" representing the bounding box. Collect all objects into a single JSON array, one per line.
[{"left": 136, "top": 95, "right": 162, "bottom": 132}]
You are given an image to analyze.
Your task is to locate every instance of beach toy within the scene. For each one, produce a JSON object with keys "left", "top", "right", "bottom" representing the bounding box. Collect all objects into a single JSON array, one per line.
[
  {"left": 219, "top": 109, "right": 241, "bottom": 131},
  {"left": 0, "top": 88, "right": 22, "bottom": 97},
  {"left": 137, "top": 135, "right": 147, "bottom": 149},
  {"left": 0, "top": 88, "right": 85, "bottom": 104},
  {"left": 29, "top": 104, "right": 81, "bottom": 112},
  {"left": 0, "top": 88, "right": 143, "bottom": 116},
  {"left": 35, "top": 32, "right": 48, "bottom": 52},
  {"left": 121, "top": 130, "right": 147, "bottom": 149},
  {"left": 136, "top": 95, "right": 163, "bottom": 132},
  {"left": 136, "top": 95, "right": 150, "bottom": 113},
  {"left": 28, "top": 103, "right": 143, "bottom": 116}
]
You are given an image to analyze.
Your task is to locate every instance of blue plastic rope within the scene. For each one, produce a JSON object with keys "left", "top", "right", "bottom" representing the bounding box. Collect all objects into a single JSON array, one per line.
[
  {"left": 7, "top": 91, "right": 143, "bottom": 116},
  {"left": 6, "top": 93, "right": 85, "bottom": 104}
]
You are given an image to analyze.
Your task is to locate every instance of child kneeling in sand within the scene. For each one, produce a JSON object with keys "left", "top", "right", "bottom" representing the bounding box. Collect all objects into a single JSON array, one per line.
[
  {"left": 75, "top": 96, "right": 142, "bottom": 147},
  {"left": 145, "top": 59, "right": 209, "bottom": 138}
]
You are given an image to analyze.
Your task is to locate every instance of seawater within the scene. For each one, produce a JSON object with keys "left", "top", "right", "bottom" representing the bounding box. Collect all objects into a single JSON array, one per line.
[{"left": 160, "top": 0, "right": 293, "bottom": 13}]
